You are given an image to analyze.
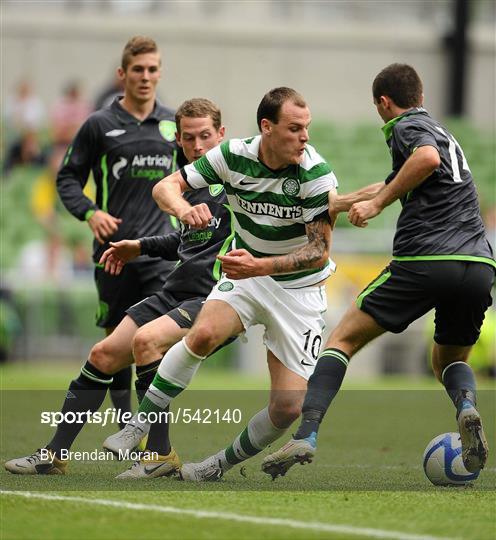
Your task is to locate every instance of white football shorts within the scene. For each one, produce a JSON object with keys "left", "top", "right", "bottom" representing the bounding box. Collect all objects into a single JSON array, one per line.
[{"left": 206, "top": 275, "right": 327, "bottom": 379}]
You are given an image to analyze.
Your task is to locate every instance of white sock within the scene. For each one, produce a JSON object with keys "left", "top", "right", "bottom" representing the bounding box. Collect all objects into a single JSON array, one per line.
[
  {"left": 220, "top": 407, "right": 287, "bottom": 470},
  {"left": 157, "top": 338, "right": 205, "bottom": 387},
  {"left": 131, "top": 339, "right": 204, "bottom": 431}
]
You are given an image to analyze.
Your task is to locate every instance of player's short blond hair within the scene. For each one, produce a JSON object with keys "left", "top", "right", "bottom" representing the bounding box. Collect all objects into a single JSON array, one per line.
[{"left": 175, "top": 98, "right": 222, "bottom": 133}]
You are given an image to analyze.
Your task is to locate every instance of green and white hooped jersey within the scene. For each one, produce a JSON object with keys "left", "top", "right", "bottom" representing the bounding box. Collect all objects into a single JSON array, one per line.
[{"left": 183, "top": 135, "right": 338, "bottom": 288}]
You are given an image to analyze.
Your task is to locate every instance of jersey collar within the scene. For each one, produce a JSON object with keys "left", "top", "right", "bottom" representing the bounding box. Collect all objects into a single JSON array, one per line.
[
  {"left": 110, "top": 97, "right": 163, "bottom": 124},
  {"left": 246, "top": 135, "right": 262, "bottom": 159},
  {"left": 381, "top": 107, "right": 427, "bottom": 141}
]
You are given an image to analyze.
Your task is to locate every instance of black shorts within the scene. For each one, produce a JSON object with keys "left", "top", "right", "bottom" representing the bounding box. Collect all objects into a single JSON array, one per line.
[
  {"left": 126, "top": 289, "right": 204, "bottom": 329},
  {"left": 94, "top": 259, "right": 173, "bottom": 328},
  {"left": 357, "top": 260, "right": 494, "bottom": 346}
]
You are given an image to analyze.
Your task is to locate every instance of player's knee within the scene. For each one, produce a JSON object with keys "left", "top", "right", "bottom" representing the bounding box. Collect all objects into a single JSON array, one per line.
[
  {"left": 269, "top": 401, "right": 302, "bottom": 429},
  {"left": 132, "top": 328, "right": 166, "bottom": 366},
  {"left": 89, "top": 340, "right": 119, "bottom": 374},
  {"left": 186, "top": 324, "right": 218, "bottom": 356}
]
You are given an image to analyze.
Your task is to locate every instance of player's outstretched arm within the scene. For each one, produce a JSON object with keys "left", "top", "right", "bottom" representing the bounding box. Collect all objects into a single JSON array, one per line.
[
  {"left": 99, "top": 239, "right": 141, "bottom": 275},
  {"left": 218, "top": 218, "right": 331, "bottom": 279},
  {"left": 138, "top": 231, "right": 182, "bottom": 260},
  {"left": 329, "top": 183, "right": 385, "bottom": 220},
  {"left": 348, "top": 145, "right": 440, "bottom": 228},
  {"left": 152, "top": 171, "right": 212, "bottom": 228}
]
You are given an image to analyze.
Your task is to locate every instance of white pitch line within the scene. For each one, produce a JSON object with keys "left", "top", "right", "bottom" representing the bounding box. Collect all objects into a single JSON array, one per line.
[{"left": 1, "top": 490, "right": 457, "bottom": 540}]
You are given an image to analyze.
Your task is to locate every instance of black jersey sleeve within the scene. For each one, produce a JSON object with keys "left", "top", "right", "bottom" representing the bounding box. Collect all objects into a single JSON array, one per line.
[
  {"left": 138, "top": 232, "right": 182, "bottom": 260},
  {"left": 56, "top": 118, "right": 99, "bottom": 221},
  {"left": 393, "top": 121, "right": 439, "bottom": 159}
]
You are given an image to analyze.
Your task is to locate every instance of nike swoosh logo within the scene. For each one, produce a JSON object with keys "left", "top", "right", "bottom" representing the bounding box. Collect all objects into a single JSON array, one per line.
[
  {"left": 300, "top": 359, "right": 313, "bottom": 366},
  {"left": 239, "top": 180, "right": 258, "bottom": 186},
  {"left": 144, "top": 463, "right": 165, "bottom": 475}
]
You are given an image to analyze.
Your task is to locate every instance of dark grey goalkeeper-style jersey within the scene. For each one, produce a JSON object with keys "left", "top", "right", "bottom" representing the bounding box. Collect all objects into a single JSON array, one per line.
[
  {"left": 384, "top": 108, "right": 495, "bottom": 268},
  {"left": 57, "top": 97, "right": 180, "bottom": 262},
  {"left": 138, "top": 186, "right": 234, "bottom": 298}
]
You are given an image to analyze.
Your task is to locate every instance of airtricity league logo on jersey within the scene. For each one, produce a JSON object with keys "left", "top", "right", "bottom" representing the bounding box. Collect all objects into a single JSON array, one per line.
[
  {"left": 282, "top": 178, "right": 300, "bottom": 197},
  {"left": 112, "top": 157, "right": 128, "bottom": 179},
  {"left": 132, "top": 155, "right": 173, "bottom": 168},
  {"left": 130, "top": 154, "right": 174, "bottom": 181},
  {"left": 159, "top": 120, "right": 177, "bottom": 142}
]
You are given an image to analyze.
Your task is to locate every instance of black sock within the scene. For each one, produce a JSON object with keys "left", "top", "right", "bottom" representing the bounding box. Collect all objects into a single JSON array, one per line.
[
  {"left": 135, "top": 360, "right": 171, "bottom": 455},
  {"left": 442, "top": 361, "right": 477, "bottom": 417},
  {"left": 47, "top": 361, "right": 112, "bottom": 458},
  {"left": 110, "top": 366, "right": 133, "bottom": 428},
  {"left": 294, "top": 348, "right": 349, "bottom": 440}
]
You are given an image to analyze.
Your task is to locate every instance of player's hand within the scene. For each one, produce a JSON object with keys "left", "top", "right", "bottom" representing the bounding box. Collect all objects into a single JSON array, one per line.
[
  {"left": 348, "top": 200, "right": 382, "bottom": 228},
  {"left": 99, "top": 240, "right": 141, "bottom": 275},
  {"left": 88, "top": 210, "right": 122, "bottom": 244},
  {"left": 217, "top": 249, "right": 265, "bottom": 279},
  {"left": 178, "top": 203, "right": 212, "bottom": 229}
]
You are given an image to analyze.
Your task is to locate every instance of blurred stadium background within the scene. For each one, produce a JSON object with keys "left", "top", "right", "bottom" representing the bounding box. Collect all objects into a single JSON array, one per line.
[{"left": 1, "top": 0, "right": 495, "bottom": 378}]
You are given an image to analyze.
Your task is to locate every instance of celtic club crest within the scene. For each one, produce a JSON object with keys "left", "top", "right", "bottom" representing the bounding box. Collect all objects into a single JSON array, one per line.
[
  {"left": 218, "top": 281, "right": 234, "bottom": 292},
  {"left": 282, "top": 178, "right": 300, "bottom": 196}
]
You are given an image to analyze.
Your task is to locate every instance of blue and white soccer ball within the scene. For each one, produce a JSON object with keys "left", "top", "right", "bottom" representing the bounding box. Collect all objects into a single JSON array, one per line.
[{"left": 423, "top": 432, "right": 480, "bottom": 486}]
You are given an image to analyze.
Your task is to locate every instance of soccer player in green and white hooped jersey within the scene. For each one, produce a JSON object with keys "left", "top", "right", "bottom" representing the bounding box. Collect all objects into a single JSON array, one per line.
[
  {"left": 263, "top": 64, "right": 495, "bottom": 481},
  {"left": 103, "top": 87, "right": 339, "bottom": 481}
]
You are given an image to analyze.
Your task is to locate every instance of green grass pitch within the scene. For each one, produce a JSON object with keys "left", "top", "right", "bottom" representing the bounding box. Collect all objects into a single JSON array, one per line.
[{"left": 1, "top": 361, "right": 495, "bottom": 540}]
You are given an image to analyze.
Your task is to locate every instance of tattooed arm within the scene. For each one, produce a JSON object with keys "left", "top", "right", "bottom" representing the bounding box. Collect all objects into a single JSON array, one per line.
[
  {"left": 272, "top": 217, "right": 331, "bottom": 274},
  {"left": 218, "top": 217, "right": 331, "bottom": 280}
]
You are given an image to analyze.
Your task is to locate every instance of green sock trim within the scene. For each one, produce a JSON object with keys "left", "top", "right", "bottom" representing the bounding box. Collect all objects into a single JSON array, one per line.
[
  {"left": 138, "top": 396, "right": 162, "bottom": 415},
  {"left": 239, "top": 428, "right": 260, "bottom": 456},
  {"left": 225, "top": 428, "right": 260, "bottom": 465},
  {"left": 80, "top": 367, "right": 113, "bottom": 385},
  {"left": 318, "top": 349, "right": 349, "bottom": 368},
  {"left": 225, "top": 445, "right": 241, "bottom": 465},
  {"left": 152, "top": 373, "right": 184, "bottom": 397}
]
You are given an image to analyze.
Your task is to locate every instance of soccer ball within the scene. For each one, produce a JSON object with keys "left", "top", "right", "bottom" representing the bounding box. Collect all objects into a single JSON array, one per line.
[{"left": 423, "top": 432, "right": 480, "bottom": 486}]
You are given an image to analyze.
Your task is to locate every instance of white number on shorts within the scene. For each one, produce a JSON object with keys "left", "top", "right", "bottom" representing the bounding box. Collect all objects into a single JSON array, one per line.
[{"left": 302, "top": 330, "right": 322, "bottom": 360}]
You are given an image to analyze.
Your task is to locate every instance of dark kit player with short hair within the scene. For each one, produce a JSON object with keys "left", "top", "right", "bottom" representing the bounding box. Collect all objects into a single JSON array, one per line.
[
  {"left": 5, "top": 98, "right": 233, "bottom": 477},
  {"left": 56, "top": 36, "right": 180, "bottom": 420},
  {"left": 263, "top": 63, "right": 495, "bottom": 480}
]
